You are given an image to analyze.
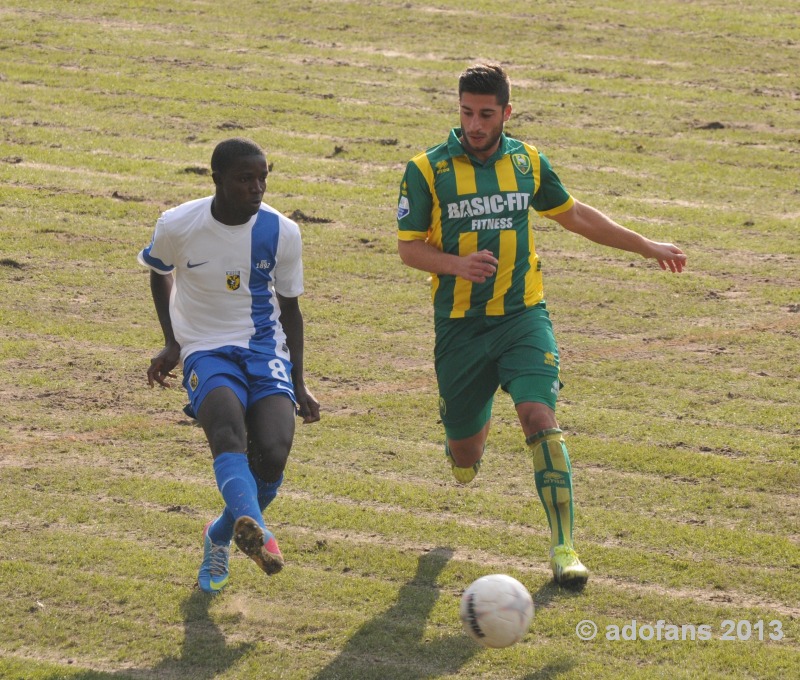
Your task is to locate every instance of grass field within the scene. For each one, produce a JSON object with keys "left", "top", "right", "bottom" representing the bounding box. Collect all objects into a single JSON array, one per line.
[{"left": 1, "top": 1, "right": 798, "bottom": 678}]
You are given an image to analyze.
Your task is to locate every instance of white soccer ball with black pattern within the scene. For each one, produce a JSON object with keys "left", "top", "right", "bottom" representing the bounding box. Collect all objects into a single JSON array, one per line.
[{"left": 459, "top": 574, "right": 534, "bottom": 648}]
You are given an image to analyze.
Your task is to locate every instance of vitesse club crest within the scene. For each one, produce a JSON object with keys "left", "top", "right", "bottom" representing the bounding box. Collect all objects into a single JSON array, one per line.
[
  {"left": 189, "top": 370, "right": 199, "bottom": 391},
  {"left": 226, "top": 270, "right": 241, "bottom": 291},
  {"left": 512, "top": 153, "right": 531, "bottom": 175}
]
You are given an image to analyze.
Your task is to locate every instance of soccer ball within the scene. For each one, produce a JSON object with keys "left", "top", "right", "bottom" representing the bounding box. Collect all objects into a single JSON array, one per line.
[{"left": 459, "top": 574, "right": 534, "bottom": 648}]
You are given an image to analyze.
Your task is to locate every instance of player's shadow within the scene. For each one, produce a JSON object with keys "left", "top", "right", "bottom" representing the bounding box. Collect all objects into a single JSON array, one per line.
[
  {"left": 139, "top": 589, "right": 254, "bottom": 679},
  {"left": 312, "top": 546, "right": 477, "bottom": 680},
  {"left": 519, "top": 659, "right": 576, "bottom": 680},
  {"left": 40, "top": 589, "right": 252, "bottom": 680},
  {"left": 531, "top": 578, "right": 577, "bottom": 611}
]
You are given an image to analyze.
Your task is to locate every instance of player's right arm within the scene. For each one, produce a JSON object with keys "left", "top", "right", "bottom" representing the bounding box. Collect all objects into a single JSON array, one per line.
[
  {"left": 139, "top": 214, "right": 181, "bottom": 387},
  {"left": 146, "top": 270, "right": 181, "bottom": 388},
  {"left": 396, "top": 156, "right": 498, "bottom": 283},
  {"left": 398, "top": 240, "right": 498, "bottom": 283}
]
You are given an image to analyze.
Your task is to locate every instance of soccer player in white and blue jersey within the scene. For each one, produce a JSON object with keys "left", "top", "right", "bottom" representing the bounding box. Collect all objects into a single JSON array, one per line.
[{"left": 139, "top": 137, "right": 320, "bottom": 593}]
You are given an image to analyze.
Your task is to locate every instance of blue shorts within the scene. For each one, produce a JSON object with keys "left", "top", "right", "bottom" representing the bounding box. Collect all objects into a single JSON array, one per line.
[{"left": 182, "top": 345, "right": 295, "bottom": 418}]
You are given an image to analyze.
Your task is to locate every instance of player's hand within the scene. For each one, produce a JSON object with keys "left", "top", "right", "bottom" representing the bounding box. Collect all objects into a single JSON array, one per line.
[
  {"left": 649, "top": 242, "right": 687, "bottom": 273},
  {"left": 459, "top": 249, "right": 498, "bottom": 283},
  {"left": 147, "top": 343, "right": 180, "bottom": 388},
  {"left": 295, "top": 385, "right": 321, "bottom": 424}
]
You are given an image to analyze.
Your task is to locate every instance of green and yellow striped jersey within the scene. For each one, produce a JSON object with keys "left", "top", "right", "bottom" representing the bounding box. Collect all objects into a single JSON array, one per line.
[{"left": 397, "top": 128, "right": 573, "bottom": 319}]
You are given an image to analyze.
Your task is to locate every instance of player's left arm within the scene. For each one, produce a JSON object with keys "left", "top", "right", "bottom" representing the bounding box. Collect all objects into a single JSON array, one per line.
[
  {"left": 277, "top": 293, "right": 320, "bottom": 424},
  {"left": 549, "top": 199, "right": 686, "bottom": 273}
]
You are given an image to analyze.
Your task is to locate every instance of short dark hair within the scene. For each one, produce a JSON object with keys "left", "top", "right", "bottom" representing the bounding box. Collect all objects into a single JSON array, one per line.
[
  {"left": 458, "top": 62, "right": 511, "bottom": 108},
  {"left": 210, "top": 137, "right": 265, "bottom": 174}
]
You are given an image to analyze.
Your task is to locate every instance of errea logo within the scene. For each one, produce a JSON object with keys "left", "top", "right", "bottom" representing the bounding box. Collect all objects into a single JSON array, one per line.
[{"left": 542, "top": 471, "right": 569, "bottom": 487}]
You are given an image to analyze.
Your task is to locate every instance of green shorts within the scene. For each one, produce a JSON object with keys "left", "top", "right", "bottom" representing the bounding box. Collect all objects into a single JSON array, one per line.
[{"left": 434, "top": 303, "right": 561, "bottom": 440}]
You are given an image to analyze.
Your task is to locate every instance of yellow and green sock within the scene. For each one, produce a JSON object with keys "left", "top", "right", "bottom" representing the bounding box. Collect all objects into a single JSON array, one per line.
[{"left": 528, "top": 428, "right": 574, "bottom": 548}]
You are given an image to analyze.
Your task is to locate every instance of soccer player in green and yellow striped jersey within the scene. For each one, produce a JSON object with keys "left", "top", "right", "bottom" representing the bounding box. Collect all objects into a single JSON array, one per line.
[
  {"left": 397, "top": 62, "right": 687, "bottom": 588},
  {"left": 398, "top": 129, "right": 573, "bottom": 319}
]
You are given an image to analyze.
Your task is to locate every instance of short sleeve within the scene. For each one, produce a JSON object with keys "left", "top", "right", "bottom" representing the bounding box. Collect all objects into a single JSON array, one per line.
[
  {"left": 397, "top": 159, "right": 433, "bottom": 241},
  {"left": 137, "top": 216, "right": 175, "bottom": 274},
  {"left": 273, "top": 218, "right": 304, "bottom": 298},
  {"left": 532, "top": 153, "right": 574, "bottom": 216}
]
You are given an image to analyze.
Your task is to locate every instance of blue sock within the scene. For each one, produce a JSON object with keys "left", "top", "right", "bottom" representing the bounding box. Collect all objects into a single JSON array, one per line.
[
  {"left": 254, "top": 471, "right": 284, "bottom": 511},
  {"left": 208, "top": 452, "right": 267, "bottom": 543},
  {"left": 207, "top": 508, "right": 235, "bottom": 544},
  {"left": 207, "top": 460, "right": 285, "bottom": 544}
]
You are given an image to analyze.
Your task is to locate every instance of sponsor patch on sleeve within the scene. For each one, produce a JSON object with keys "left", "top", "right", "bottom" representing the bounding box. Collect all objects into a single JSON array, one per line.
[{"left": 397, "top": 196, "right": 410, "bottom": 220}]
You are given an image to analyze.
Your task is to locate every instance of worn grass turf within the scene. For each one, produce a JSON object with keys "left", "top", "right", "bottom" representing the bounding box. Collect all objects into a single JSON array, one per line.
[{"left": 1, "top": 1, "right": 798, "bottom": 678}]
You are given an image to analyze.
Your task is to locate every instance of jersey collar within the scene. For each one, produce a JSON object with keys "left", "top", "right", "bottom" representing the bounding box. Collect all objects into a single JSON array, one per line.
[{"left": 448, "top": 128, "right": 509, "bottom": 166}]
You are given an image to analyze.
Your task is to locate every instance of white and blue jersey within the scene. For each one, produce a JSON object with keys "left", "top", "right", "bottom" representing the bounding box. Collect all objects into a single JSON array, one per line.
[{"left": 138, "top": 196, "right": 304, "bottom": 365}]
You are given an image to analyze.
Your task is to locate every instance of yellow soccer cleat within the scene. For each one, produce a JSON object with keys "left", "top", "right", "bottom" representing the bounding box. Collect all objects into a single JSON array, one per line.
[
  {"left": 451, "top": 462, "right": 481, "bottom": 484},
  {"left": 550, "top": 545, "right": 589, "bottom": 589},
  {"left": 445, "top": 446, "right": 481, "bottom": 484}
]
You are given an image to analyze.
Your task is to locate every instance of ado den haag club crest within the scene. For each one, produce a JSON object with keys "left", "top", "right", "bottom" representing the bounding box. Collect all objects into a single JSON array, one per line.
[{"left": 511, "top": 153, "right": 531, "bottom": 175}]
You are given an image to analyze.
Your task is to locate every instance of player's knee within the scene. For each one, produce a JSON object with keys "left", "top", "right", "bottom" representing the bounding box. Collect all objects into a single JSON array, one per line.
[
  {"left": 248, "top": 439, "right": 290, "bottom": 482},
  {"left": 516, "top": 400, "right": 558, "bottom": 436},
  {"left": 205, "top": 423, "right": 248, "bottom": 457},
  {"left": 446, "top": 425, "right": 488, "bottom": 468}
]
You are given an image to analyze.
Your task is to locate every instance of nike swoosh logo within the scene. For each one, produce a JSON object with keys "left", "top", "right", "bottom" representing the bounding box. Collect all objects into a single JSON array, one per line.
[{"left": 186, "top": 260, "right": 209, "bottom": 269}]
